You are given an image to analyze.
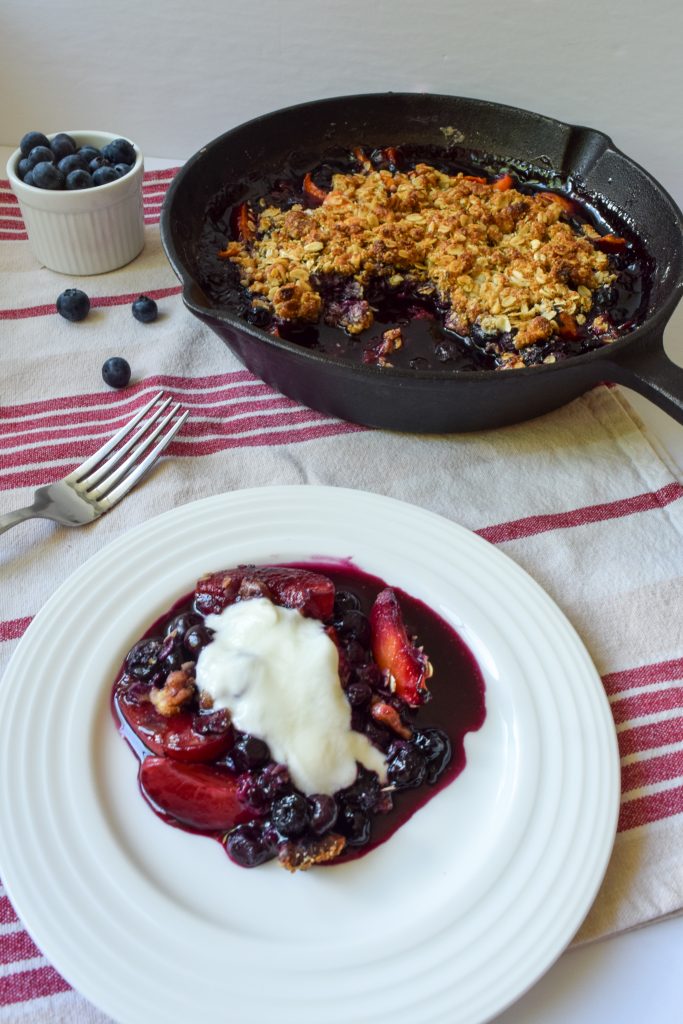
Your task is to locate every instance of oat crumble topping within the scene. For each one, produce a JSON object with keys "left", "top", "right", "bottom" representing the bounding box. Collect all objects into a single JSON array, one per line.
[{"left": 219, "top": 162, "right": 618, "bottom": 368}]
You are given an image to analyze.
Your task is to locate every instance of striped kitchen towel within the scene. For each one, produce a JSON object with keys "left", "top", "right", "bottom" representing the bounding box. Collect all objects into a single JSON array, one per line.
[{"left": 1, "top": 165, "right": 683, "bottom": 1021}]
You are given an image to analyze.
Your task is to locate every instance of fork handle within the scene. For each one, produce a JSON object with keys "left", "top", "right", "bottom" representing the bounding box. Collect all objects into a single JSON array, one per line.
[{"left": 0, "top": 505, "right": 40, "bottom": 535}]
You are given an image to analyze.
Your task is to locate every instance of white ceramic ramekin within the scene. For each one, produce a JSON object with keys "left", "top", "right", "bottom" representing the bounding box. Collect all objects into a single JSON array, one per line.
[{"left": 6, "top": 130, "right": 145, "bottom": 275}]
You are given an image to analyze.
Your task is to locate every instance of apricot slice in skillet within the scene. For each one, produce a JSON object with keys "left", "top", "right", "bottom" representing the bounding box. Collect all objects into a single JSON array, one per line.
[
  {"left": 537, "top": 191, "right": 577, "bottom": 215},
  {"left": 231, "top": 201, "right": 256, "bottom": 241},
  {"left": 594, "top": 233, "right": 627, "bottom": 253},
  {"left": 302, "top": 172, "right": 328, "bottom": 205}
]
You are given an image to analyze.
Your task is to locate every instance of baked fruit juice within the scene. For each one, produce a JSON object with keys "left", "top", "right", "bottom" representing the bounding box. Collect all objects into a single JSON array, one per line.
[{"left": 112, "top": 562, "right": 486, "bottom": 871}]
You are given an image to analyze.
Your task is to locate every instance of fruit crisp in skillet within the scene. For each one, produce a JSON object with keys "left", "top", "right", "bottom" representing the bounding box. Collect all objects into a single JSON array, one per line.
[
  {"left": 112, "top": 563, "right": 486, "bottom": 871},
  {"left": 211, "top": 147, "right": 647, "bottom": 371}
]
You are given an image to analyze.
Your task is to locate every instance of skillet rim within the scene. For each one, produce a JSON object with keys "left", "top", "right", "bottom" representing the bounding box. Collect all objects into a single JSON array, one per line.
[{"left": 161, "top": 91, "right": 683, "bottom": 386}]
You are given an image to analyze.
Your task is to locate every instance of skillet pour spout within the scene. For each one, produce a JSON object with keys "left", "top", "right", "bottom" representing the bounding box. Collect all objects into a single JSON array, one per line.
[{"left": 161, "top": 93, "right": 683, "bottom": 433}]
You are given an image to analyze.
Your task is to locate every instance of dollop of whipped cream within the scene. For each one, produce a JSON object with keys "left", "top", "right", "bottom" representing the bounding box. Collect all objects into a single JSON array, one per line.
[{"left": 196, "top": 597, "right": 387, "bottom": 795}]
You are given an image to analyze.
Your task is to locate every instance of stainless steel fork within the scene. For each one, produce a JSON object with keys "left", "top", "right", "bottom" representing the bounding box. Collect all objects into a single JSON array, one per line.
[{"left": 0, "top": 392, "right": 189, "bottom": 536}]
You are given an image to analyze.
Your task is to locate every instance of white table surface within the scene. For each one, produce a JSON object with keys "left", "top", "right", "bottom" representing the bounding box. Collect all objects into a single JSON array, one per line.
[{"left": 4, "top": 149, "right": 683, "bottom": 1023}]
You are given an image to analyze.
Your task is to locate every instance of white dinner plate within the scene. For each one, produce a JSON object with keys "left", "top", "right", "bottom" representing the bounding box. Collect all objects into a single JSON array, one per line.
[{"left": 0, "top": 486, "right": 620, "bottom": 1024}]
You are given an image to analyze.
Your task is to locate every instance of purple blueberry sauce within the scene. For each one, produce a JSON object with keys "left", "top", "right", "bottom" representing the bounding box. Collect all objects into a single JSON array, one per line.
[{"left": 112, "top": 561, "right": 487, "bottom": 869}]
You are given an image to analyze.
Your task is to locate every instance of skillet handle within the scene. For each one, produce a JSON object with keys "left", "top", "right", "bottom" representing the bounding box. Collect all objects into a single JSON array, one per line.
[{"left": 603, "top": 335, "right": 683, "bottom": 425}]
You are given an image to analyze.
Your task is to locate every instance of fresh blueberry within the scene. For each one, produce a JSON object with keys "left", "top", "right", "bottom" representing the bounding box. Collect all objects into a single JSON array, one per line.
[
  {"left": 77, "top": 146, "right": 101, "bottom": 163},
  {"left": 17, "top": 157, "right": 31, "bottom": 179},
  {"left": 308, "top": 794, "right": 338, "bottom": 835},
  {"left": 92, "top": 165, "right": 119, "bottom": 186},
  {"left": 20, "top": 131, "right": 50, "bottom": 157},
  {"left": 113, "top": 163, "right": 132, "bottom": 178},
  {"left": 65, "top": 169, "right": 93, "bottom": 190},
  {"left": 131, "top": 295, "right": 158, "bottom": 323},
  {"left": 102, "top": 137, "right": 136, "bottom": 165},
  {"left": 58, "top": 152, "right": 89, "bottom": 175},
  {"left": 23, "top": 171, "right": 35, "bottom": 186},
  {"left": 183, "top": 623, "right": 214, "bottom": 655},
  {"left": 225, "top": 824, "right": 273, "bottom": 868},
  {"left": 27, "top": 145, "right": 55, "bottom": 169},
  {"left": 89, "top": 155, "right": 109, "bottom": 172},
  {"left": 50, "top": 133, "right": 77, "bottom": 161},
  {"left": 101, "top": 357, "right": 131, "bottom": 389},
  {"left": 271, "top": 793, "right": 310, "bottom": 838},
  {"left": 32, "top": 161, "right": 64, "bottom": 190},
  {"left": 56, "top": 288, "right": 90, "bottom": 321}
]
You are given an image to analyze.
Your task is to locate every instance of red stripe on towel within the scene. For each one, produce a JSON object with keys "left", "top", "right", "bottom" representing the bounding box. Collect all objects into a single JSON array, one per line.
[
  {"left": 476, "top": 483, "right": 683, "bottom": 543},
  {"left": 621, "top": 751, "right": 683, "bottom": 793},
  {"left": 619, "top": 782, "right": 683, "bottom": 831},
  {"left": 603, "top": 658, "right": 683, "bottom": 696},
  {"left": 0, "top": 617, "right": 32, "bottom": 642},
  {"left": 618, "top": 716, "right": 683, "bottom": 758},
  {"left": 0, "top": 930, "right": 42, "bottom": 966},
  {"left": 0, "top": 895, "right": 19, "bottom": 924},
  {"left": 610, "top": 687, "right": 683, "bottom": 725},
  {"left": 0, "top": 965, "right": 70, "bottom": 1006}
]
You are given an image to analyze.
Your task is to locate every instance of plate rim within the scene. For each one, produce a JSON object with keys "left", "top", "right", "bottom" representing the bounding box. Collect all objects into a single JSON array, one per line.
[{"left": 0, "top": 485, "right": 620, "bottom": 1024}]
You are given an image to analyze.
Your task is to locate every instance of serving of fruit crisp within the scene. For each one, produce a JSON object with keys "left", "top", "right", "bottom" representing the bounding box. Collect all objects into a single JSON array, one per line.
[
  {"left": 112, "top": 562, "right": 486, "bottom": 871},
  {"left": 199, "top": 145, "right": 649, "bottom": 372}
]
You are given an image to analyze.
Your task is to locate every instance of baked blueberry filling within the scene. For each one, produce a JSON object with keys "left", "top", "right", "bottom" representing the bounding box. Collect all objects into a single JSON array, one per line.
[
  {"left": 112, "top": 562, "right": 486, "bottom": 871},
  {"left": 197, "top": 145, "right": 649, "bottom": 372}
]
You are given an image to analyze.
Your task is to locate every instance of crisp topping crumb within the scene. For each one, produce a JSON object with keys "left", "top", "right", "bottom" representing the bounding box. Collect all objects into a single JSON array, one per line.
[
  {"left": 149, "top": 670, "right": 197, "bottom": 717},
  {"left": 278, "top": 833, "right": 347, "bottom": 872}
]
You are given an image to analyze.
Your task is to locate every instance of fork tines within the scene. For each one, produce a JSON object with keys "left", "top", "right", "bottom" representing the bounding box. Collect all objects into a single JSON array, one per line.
[{"left": 67, "top": 392, "right": 189, "bottom": 507}]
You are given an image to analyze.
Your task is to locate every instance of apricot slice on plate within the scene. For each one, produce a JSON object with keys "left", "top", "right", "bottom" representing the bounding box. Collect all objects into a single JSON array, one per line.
[
  {"left": 195, "top": 565, "right": 335, "bottom": 620},
  {"left": 370, "top": 588, "right": 432, "bottom": 707},
  {"left": 118, "top": 697, "right": 234, "bottom": 763},
  {"left": 140, "top": 757, "right": 250, "bottom": 831}
]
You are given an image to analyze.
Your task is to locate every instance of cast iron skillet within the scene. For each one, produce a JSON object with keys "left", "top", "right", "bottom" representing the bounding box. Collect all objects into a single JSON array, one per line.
[{"left": 161, "top": 93, "right": 683, "bottom": 433}]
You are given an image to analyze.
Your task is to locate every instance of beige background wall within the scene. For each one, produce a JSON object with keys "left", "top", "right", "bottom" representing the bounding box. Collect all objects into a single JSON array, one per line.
[{"left": 1, "top": 0, "right": 682, "bottom": 204}]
